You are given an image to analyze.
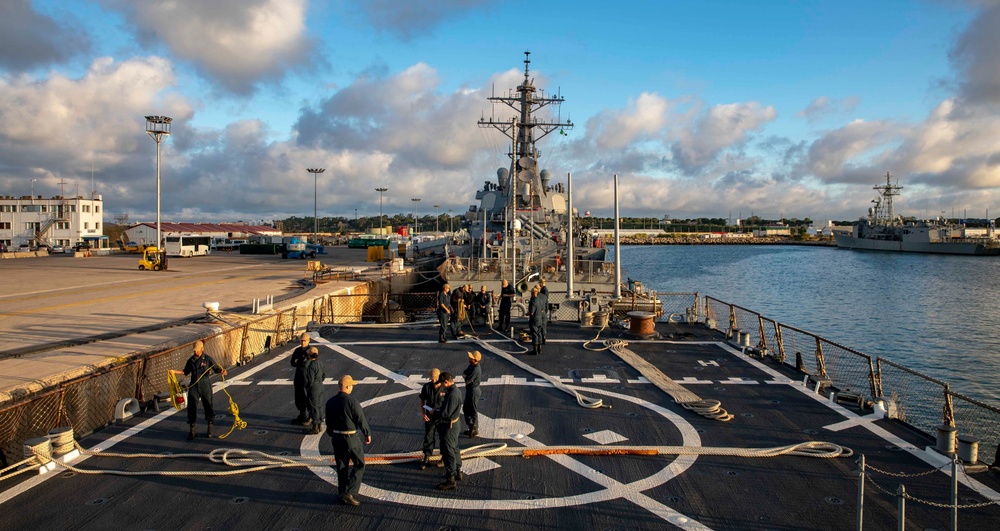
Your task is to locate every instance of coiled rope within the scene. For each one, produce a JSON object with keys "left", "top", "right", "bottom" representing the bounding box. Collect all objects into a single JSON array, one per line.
[
  {"left": 10, "top": 440, "right": 851, "bottom": 479},
  {"left": 583, "top": 324, "right": 734, "bottom": 421},
  {"left": 168, "top": 368, "right": 247, "bottom": 439}
]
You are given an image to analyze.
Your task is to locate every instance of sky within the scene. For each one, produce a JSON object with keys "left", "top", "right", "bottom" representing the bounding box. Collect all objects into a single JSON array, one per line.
[{"left": 1, "top": 0, "right": 1000, "bottom": 224}]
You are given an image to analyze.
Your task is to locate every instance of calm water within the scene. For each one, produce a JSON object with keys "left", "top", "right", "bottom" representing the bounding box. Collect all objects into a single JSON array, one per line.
[{"left": 616, "top": 245, "right": 1000, "bottom": 405}]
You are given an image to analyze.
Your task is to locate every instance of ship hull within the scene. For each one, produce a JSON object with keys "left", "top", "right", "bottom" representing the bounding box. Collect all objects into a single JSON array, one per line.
[{"left": 834, "top": 234, "right": 1000, "bottom": 255}]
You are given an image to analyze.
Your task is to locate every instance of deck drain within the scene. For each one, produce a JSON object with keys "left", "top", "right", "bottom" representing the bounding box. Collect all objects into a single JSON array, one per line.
[
  {"left": 613, "top": 386, "right": 625, "bottom": 390},
  {"left": 963, "top": 497, "right": 981, "bottom": 504},
  {"left": 230, "top": 496, "right": 249, "bottom": 504},
  {"left": 885, "top": 445, "right": 903, "bottom": 452},
  {"left": 627, "top": 412, "right": 638, "bottom": 417},
  {"left": 594, "top": 469, "right": 605, "bottom": 474},
  {"left": 86, "top": 498, "right": 108, "bottom": 506},
  {"left": 803, "top": 429, "right": 819, "bottom": 435},
  {"left": 739, "top": 413, "right": 754, "bottom": 418},
  {"left": 60, "top": 471, "right": 76, "bottom": 478},
  {"left": 602, "top": 365, "right": 615, "bottom": 369},
  {"left": 693, "top": 366, "right": 704, "bottom": 371},
  {"left": 255, "top": 430, "right": 269, "bottom": 435},
  {"left": 770, "top": 399, "right": 781, "bottom": 404},
  {"left": 666, "top": 496, "right": 682, "bottom": 503},
  {"left": 563, "top": 355, "right": 574, "bottom": 359},
  {"left": 825, "top": 497, "right": 844, "bottom": 505},
  {"left": 696, "top": 429, "right": 705, "bottom": 433},
  {"left": 724, "top": 470, "right": 739, "bottom": 476},
  {"left": 522, "top": 494, "right": 538, "bottom": 500},
  {"left": 713, "top": 387, "right": 726, "bottom": 392},
  {"left": 277, "top": 451, "right": 291, "bottom": 456},
  {"left": 582, "top": 428, "right": 594, "bottom": 433}
]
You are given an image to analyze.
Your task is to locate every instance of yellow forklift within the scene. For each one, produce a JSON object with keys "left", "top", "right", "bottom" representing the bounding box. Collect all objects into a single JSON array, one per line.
[{"left": 138, "top": 247, "right": 167, "bottom": 271}]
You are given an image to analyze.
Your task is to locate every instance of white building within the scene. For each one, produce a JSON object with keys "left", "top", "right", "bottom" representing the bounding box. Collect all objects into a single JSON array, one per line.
[
  {"left": 0, "top": 194, "right": 105, "bottom": 250},
  {"left": 123, "top": 222, "right": 281, "bottom": 248}
]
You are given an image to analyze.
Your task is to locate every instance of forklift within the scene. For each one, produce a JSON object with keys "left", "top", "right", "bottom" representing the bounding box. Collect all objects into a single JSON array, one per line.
[{"left": 138, "top": 247, "right": 168, "bottom": 271}]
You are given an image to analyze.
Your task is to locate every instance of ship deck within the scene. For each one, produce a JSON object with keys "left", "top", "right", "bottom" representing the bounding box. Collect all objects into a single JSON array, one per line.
[{"left": 2, "top": 321, "right": 998, "bottom": 530}]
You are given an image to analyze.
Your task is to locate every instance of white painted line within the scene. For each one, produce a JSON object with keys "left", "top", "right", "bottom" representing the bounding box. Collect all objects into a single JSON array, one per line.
[
  {"left": 627, "top": 376, "right": 652, "bottom": 384},
  {"left": 719, "top": 378, "right": 757, "bottom": 385},
  {"left": 676, "top": 377, "right": 712, "bottom": 385},
  {"left": 583, "top": 430, "right": 629, "bottom": 445}
]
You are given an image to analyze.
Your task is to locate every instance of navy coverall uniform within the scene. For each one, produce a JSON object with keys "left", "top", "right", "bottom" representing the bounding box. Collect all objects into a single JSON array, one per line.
[
  {"left": 183, "top": 353, "right": 222, "bottom": 426},
  {"left": 462, "top": 362, "right": 481, "bottom": 435},
  {"left": 420, "top": 379, "right": 442, "bottom": 458},
  {"left": 290, "top": 344, "right": 310, "bottom": 420},
  {"left": 537, "top": 285, "right": 549, "bottom": 344},
  {"left": 303, "top": 358, "right": 326, "bottom": 428},
  {"left": 437, "top": 290, "right": 452, "bottom": 342},
  {"left": 528, "top": 294, "right": 544, "bottom": 352},
  {"left": 326, "top": 392, "right": 371, "bottom": 498},
  {"left": 497, "top": 284, "right": 515, "bottom": 332},
  {"left": 436, "top": 384, "right": 464, "bottom": 479}
]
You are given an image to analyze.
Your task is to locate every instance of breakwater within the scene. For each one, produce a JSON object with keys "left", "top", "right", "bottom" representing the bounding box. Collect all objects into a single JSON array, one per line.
[{"left": 610, "top": 236, "right": 836, "bottom": 246}]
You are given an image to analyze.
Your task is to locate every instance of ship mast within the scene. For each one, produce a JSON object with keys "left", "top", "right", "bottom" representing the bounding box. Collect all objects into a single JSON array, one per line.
[{"left": 872, "top": 171, "right": 903, "bottom": 226}]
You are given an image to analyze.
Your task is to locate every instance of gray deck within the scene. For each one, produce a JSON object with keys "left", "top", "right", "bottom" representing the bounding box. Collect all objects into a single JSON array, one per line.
[{"left": 2, "top": 321, "right": 998, "bottom": 530}]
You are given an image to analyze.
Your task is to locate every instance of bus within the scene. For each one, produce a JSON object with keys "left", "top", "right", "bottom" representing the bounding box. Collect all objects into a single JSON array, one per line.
[{"left": 164, "top": 234, "right": 212, "bottom": 257}]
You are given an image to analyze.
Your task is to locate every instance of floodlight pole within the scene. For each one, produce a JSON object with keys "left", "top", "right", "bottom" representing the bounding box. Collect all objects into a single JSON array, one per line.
[
  {"left": 307, "top": 168, "right": 326, "bottom": 243},
  {"left": 411, "top": 198, "right": 421, "bottom": 235},
  {"left": 376, "top": 187, "right": 388, "bottom": 234},
  {"left": 434, "top": 204, "right": 440, "bottom": 233},
  {"left": 145, "top": 116, "right": 173, "bottom": 252}
]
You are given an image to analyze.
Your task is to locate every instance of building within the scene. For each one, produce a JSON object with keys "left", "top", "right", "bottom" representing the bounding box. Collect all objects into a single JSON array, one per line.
[
  {"left": 123, "top": 222, "right": 281, "bottom": 247},
  {"left": 0, "top": 194, "right": 105, "bottom": 250}
]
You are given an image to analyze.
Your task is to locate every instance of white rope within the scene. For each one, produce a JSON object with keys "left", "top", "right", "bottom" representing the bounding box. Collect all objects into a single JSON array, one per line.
[{"left": 473, "top": 337, "right": 605, "bottom": 409}]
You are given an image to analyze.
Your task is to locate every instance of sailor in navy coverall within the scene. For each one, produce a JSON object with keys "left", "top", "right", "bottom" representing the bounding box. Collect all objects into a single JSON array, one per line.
[
  {"left": 169, "top": 340, "right": 225, "bottom": 440},
  {"left": 435, "top": 372, "right": 464, "bottom": 490},
  {"left": 325, "top": 375, "right": 371, "bottom": 506},
  {"left": 462, "top": 351, "right": 482, "bottom": 438}
]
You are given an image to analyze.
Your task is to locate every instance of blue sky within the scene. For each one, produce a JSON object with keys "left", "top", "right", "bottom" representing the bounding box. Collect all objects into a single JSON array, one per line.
[{"left": 1, "top": 0, "right": 998, "bottom": 223}]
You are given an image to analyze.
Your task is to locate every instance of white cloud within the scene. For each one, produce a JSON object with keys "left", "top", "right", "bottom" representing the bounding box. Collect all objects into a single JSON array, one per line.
[
  {"left": 104, "top": 0, "right": 314, "bottom": 95},
  {"left": 0, "top": 0, "right": 91, "bottom": 70},
  {"left": 797, "top": 96, "right": 861, "bottom": 123},
  {"left": 670, "top": 102, "right": 777, "bottom": 174},
  {"left": 348, "top": 0, "right": 495, "bottom": 40}
]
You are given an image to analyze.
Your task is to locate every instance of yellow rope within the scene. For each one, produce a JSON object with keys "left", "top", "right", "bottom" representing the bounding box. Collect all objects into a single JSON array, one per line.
[{"left": 167, "top": 366, "right": 246, "bottom": 439}]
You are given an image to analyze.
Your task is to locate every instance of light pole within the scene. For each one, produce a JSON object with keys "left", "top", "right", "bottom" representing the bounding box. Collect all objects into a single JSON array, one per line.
[
  {"left": 307, "top": 168, "right": 325, "bottom": 243},
  {"left": 411, "top": 198, "right": 421, "bottom": 235},
  {"left": 449, "top": 209, "right": 454, "bottom": 233},
  {"left": 376, "top": 187, "right": 388, "bottom": 235},
  {"left": 145, "top": 116, "right": 172, "bottom": 251},
  {"left": 30, "top": 178, "right": 37, "bottom": 198},
  {"left": 433, "top": 204, "right": 440, "bottom": 233}
]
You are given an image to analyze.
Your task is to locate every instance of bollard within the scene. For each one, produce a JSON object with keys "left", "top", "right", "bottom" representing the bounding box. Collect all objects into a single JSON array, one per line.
[
  {"left": 795, "top": 351, "right": 805, "bottom": 372},
  {"left": 936, "top": 424, "right": 957, "bottom": 456},
  {"left": 957, "top": 435, "right": 979, "bottom": 466}
]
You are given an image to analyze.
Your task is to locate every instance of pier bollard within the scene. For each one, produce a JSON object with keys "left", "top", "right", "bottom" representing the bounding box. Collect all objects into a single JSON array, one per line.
[
  {"left": 957, "top": 435, "right": 979, "bottom": 465},
  {"left": 935, "top": 424, "right": 957, "bottom": 456}
]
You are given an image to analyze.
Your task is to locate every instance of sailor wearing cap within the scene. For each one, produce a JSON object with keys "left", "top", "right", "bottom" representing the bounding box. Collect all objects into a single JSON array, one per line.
[
  {"left": 434, "top": 372, "right": 464, "bottom": 490},
  {"left": 419, "top": 368, "right": 443, "bottom": 469},
  {"left": 462, "top": 351, "right": 482, "bottom": 438},
  {"left": 325, "top": 375, "right": 372, "bottom": 506},
  {"left": 290, "top": 333, "right": 311, "bottom": 424}
]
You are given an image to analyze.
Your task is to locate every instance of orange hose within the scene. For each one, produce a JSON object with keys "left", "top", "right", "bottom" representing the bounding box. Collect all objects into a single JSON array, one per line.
[{"left": 522, "top": 448, "right": 657, "bottom": 457}]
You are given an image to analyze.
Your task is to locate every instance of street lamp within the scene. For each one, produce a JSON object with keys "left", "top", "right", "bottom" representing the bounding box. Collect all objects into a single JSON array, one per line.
[
  {"left": 30, "top": 178, "right": 37, "bottom": 198},
  {"left": 411, "top": 198, "right": 421, "bottom": 235},
  {"left": 375, "top": 187, "right": 388, "bottom": 235},
  {"left": 433, "top": 204, "right": 440, "bottom": 233},
  {"left": 145, "top": 115, "right": 172, "bottom": 251},
  {"left": 449, "top": 209, "right": 454, "bottom": 233},
  {"left": 307, "top": 168, "right": 325, "bottom": 243}
]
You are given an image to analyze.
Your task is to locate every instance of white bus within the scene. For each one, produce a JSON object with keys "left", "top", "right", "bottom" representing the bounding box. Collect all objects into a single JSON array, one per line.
[{"left": 164, "top": 234, "right": 212, "bottom": 257}]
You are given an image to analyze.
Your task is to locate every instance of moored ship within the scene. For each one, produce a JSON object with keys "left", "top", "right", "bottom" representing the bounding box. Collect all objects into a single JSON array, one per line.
[{"left": 835, "top": 172, "right": 1000, "bottom": 255}]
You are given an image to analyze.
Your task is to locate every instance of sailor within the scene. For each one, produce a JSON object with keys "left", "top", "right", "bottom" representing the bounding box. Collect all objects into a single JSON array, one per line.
[
  {"left": 290, "top": 333, "right": 311, "bottom": 424},
  {"left": 537, "top": 278, "right": 550, "bottom": 345},
  {"left": 434, "top": 372, "right": 464, "bottom": 490},
  {"left": 325, "top": 375, "right": 372, "bottom": 506},
  {"left": 302, "top": 347, "right": 325, "bottom": 434},
  {"left": 462, "top": 351, "right": 482, "bottom": 438},
  {"left": 419, "top": 368, "right": 442, "bottom": 469},
  {"left": 475, "top": 285, "right": 491, "bottom": 325},
  {"left": 496, "top": 279, "right": 515, "bottom": 333},
  {"left": 450, "top": 283, "right": 466, "bottom": 338},
  {"left": 463, "top": 284, "right": 476, "bottom": 325},
  {"left": 169, "top": 340, "right": 226, "bottom": 440},
  {"left": 527, "top": 285, "right": 543, "bottom": 355},
  {"left": 437, "top": 283, "right": 453, "bottom": 343}
]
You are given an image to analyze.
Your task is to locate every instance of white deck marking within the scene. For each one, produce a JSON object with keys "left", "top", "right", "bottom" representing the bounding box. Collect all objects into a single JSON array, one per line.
[
  {"left": 718, "top": 342, "right": 1000, "bottom": 501},
  {"left": 0, "top": 344, "right": 294, "bottom": 506},
  {"left": 627, "top": 376, "right": 652, "bottom": 384},
  {"left": 583, "top": 430, "right": 629, "bottom": 445},
  {"left": 719, "top": 377, "right": 757, "bottom": 385},
  {"left": 676, "top": 377, "right": 712, "bottom": 384},
  {"left": 697, "top": 360, "right": 719, "bottom": 367},
  {"left": 305, "top": 341, "right": 708, "bottom": 529}
]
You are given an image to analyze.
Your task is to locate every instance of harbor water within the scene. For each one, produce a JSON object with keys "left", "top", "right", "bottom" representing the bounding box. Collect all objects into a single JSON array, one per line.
[{"left": 617, "top": 244, "right": 1000, "bottom": 405}]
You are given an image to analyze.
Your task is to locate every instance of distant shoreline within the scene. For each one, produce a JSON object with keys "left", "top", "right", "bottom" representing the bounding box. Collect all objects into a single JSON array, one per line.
[{"left": 611, "top": 237, "right": 837, "bottom": 246}]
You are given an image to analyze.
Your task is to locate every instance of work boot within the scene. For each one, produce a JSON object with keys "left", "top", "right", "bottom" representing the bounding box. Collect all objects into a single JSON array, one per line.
[
  {"left": 340, "top": 493, "right": 361, "bottom": 506},
  {"left": 469, "top": 428, "right": 478, "bottom": 438},
  {"left": 206, "top": 423, "right": 214, "bottom": 439},
  {"left": 187, "top": 424, "right": 196, "bottom": 441},
  {"left": 456, "top": 470, "right": 464, "bottom": 481},
  {"left": 301, "top": 418, "right": 313, "bottom": 427},
  {"left": 436, "top": 476, "right": 458, "bottom": 490},
  {"left": 439, "top": 336, "right": 447, "bottom": 343},
  {"left": 307, "top": 423, "right": 322, "bottom": 435},
  {"left": 420, "top": 457, "right": 431, "bottom": 470}
]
